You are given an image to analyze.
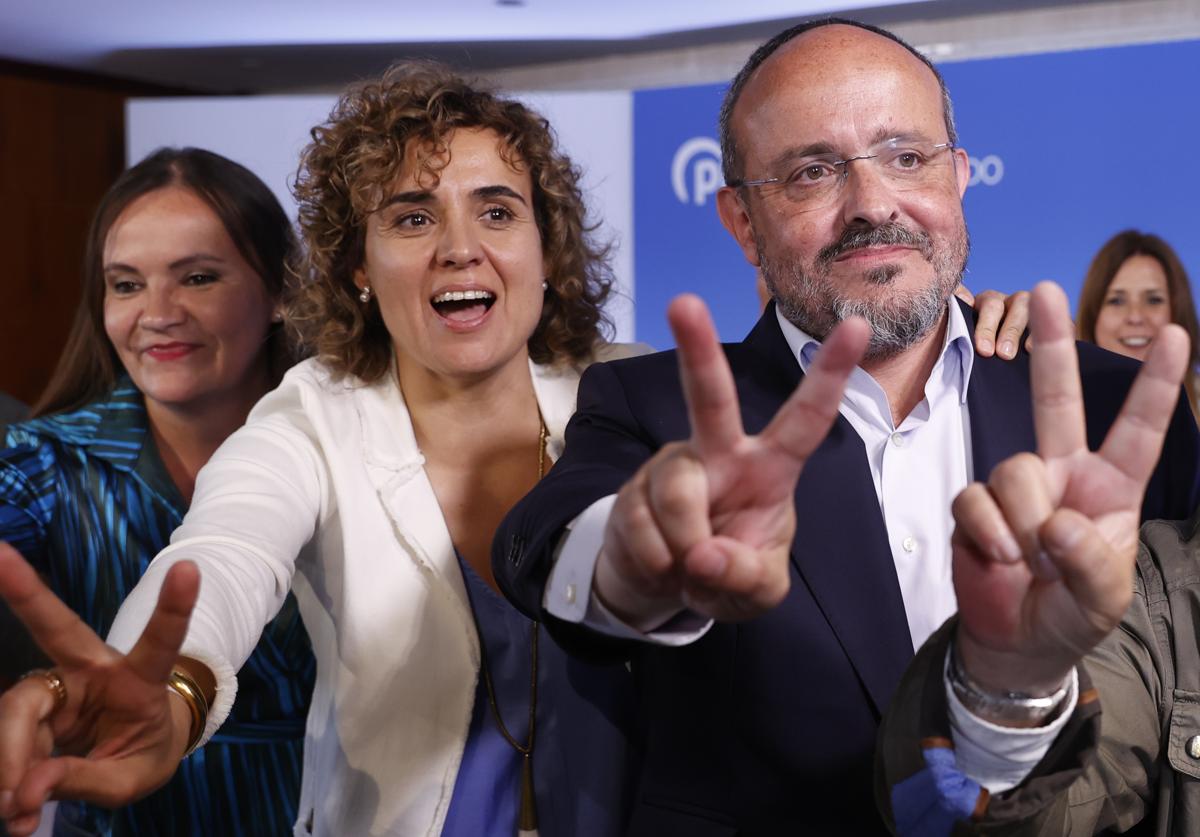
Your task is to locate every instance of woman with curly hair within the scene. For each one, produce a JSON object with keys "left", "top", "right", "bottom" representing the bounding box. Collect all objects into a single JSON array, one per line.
[{"left": 0, "top": 63, "right": 640, "bottom": 837}]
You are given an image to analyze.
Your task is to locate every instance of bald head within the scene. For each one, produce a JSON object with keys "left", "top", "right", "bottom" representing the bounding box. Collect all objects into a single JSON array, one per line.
[{"left": 719, "top": 19, "right": 956, "bottom": 184}]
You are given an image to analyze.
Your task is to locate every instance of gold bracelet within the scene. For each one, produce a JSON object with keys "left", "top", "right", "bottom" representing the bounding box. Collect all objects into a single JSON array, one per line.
[{"left": 166, "top": 669, "right": 210, "bottom": 757}]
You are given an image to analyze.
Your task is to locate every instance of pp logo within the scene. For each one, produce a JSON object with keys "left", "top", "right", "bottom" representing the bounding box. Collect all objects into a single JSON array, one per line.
[
  {"left": 672, "top": 137, "right": 723, "bottom": 206},
  {"left": 967, "top": 154, "right": 1004, "bottom": 187}
]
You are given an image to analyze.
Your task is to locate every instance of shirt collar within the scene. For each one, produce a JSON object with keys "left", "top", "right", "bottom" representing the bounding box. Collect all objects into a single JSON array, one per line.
[
  {"left": 774, "top": 297, "right": 975, "bottom": 404},
  {"left": 10, "top": 377, "right": 146, "bottom": 458}
]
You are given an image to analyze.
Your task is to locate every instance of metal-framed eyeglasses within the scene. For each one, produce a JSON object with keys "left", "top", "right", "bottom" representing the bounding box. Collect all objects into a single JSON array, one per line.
[{"left": 726, "top": 139, "right": 957, "bottom": 209}]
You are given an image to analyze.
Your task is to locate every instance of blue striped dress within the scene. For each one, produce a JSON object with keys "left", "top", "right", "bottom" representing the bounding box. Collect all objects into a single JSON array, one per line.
[{"left": 0, "top": 381, "right": 315, "bottom": 837}]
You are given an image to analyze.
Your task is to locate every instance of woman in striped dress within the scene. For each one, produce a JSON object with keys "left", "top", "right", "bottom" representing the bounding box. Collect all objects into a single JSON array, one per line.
[{"left": 0, "top": 147, "right": 314, "bottom": 836}]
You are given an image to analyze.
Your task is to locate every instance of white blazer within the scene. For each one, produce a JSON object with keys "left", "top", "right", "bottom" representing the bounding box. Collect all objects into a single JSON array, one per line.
[{"left": 109, "top": 345, "right": 645, "bottom": 837}]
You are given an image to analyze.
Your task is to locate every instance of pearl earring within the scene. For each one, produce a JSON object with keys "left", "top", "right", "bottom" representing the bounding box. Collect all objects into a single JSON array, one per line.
[
  {"left": 541, "top": 280, "right": 549, "bottom": 292},
  {"left": 359, "top": 285, "right": 373, "bottom": 304}
]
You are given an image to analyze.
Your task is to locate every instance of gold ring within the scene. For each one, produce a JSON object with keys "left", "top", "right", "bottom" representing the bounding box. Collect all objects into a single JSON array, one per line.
[{"left": 20, "top": 668, "right": 67, "bottom": 717}]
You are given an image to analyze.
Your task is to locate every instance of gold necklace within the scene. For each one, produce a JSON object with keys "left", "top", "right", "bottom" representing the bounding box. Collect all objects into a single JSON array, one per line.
[{"left": 476, "top": 413, "right": 546, "bottom": 832}]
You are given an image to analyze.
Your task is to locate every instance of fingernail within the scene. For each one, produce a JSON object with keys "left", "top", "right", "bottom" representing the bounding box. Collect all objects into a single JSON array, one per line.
[
  {"left": 979, "top": 338, "right": 993, "bottom": 353},
  {"left": 993, "top": 533, "right": 1022, "bottom": 564},
  {"left": 1032, "top": 551, "right": 1062, "bottom": 581},
  {"left": 999, "top": 340, "right": 1014, "bottom": 358}
]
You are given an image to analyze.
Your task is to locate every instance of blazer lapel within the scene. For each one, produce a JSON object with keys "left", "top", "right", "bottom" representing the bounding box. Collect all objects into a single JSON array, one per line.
[
  {"left": 955, "top": 300, "right": 1037, "bottom": 479},
  {"left": 741, "top": 306, "right": 913, "bottom": 714},
  {"left": 353, "top": 371, "right": 476, "bottom": 629}
]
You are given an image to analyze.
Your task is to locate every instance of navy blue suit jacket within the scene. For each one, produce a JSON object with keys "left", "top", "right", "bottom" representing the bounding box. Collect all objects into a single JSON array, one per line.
[{"left": 495, "top": 301, "right": 1200, "bottom": 836}]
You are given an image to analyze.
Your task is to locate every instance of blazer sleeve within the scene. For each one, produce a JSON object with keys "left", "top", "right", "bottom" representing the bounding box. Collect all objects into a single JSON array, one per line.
[
  {"left": 1145, "top": 385, "right": 1200, "bottom": 522},
  {"left": 494, "top": 358, "right": 662, "bottom": 660},
  {"left": 107, "top": 382, "right": 328, "bottom": 745}
]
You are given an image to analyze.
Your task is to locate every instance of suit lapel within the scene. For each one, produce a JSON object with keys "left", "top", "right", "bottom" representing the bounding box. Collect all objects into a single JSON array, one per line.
[
  {"left": 955, "top": 300, "right": 1037, "bottom": 479},
  {"left": 353, "top": 372, "right": 476, "bottom": 626},
  {"left": 789, "top": 422, "right": 914, "bottom": 713},
  {"left": 741, "top": 306, "right": 912, "bottom": 713}
]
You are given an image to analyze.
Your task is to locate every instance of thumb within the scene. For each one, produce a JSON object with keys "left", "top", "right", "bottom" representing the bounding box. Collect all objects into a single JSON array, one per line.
[{"left": 25, "top": 752, "right": 149, "bottom": 809}]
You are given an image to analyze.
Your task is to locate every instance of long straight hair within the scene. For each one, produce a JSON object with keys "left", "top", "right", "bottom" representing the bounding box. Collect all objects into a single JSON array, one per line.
[{"left": 32, "top": 148, "right": 298, "bottom": 417}]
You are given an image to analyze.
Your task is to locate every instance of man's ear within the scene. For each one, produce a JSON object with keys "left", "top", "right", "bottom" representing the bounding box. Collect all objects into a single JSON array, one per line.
[
  {"left": 716, "top": 186, "right": 761, "bottom": 267},
  {"left": 953, "top": 147, "right": 970, "bottom": 199}
]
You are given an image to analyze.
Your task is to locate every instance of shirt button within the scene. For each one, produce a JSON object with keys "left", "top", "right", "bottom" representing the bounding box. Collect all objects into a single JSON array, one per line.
[
  {"left": 565, "top": 583, "right": 577, "bottom": 605},
  {"left": 1187, "top": 735, "right": 1200, "bottom": 759},
  {"left": 890, "top": 432, "right": 906, "bottom": 447},
  {"left": 902, "top": 536, "right": 917, "bottom": 553}
]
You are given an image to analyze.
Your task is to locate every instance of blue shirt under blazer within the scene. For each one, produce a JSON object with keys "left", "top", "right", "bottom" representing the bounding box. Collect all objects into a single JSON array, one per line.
[{"left": 494, "top": 299, "right": 1200, "bottom": 836}]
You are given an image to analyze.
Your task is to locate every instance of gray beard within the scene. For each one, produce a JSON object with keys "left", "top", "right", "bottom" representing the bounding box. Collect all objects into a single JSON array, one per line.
[{"left": 760, "top": 223, "right": 969, "bottom": 361}]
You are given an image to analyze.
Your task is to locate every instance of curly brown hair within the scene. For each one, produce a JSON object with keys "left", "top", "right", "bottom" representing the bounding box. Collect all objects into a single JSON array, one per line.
[{"left": 288, "top": 61, "right": 613, "bottom": 383}]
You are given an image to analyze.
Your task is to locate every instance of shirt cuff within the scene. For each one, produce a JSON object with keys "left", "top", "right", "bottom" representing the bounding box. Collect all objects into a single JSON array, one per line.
[
  {"left": 945, "top": 649, "right": 1078, "bottom": 794},
  {"left": 543, "top": 494, "right": 712, "bottom": 645}
]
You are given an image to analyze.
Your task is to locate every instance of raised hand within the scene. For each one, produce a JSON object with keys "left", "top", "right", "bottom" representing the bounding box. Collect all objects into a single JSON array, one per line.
[
  {"left": 593, "top": 293, "right": 870, "bottom": 628},
  {"left": 951, "top": 281, "right": 1190, "bottom": 701},
  {"left": 0, "top": 543, "right": 199, "bottom": 836}
]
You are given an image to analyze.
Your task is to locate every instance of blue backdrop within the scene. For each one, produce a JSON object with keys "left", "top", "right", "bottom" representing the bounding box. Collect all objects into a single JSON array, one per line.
[{"left": 632, "top": 39, "right": 1200, "bottom": 349}]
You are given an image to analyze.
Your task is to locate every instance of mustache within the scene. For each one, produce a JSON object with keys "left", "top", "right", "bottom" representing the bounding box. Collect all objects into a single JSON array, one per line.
[{"left": 816, "top": 223, "right": 933, "bottom": 269}]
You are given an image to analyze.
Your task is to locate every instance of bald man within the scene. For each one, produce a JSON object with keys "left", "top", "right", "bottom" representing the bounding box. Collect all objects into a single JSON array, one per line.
[{"left": 494, "top": 19, "right": 1200, "bottom": 834}]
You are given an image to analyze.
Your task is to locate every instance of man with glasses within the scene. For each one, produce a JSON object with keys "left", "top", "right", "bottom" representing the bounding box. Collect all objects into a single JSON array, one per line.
[{"left": 494, "top": 18, "right": 1199, "bottom": 835}]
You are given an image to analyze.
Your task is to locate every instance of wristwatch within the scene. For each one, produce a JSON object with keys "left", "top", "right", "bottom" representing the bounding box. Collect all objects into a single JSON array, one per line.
[{"left": 948, "top": 639, "right": 1071, "bottom": 726}]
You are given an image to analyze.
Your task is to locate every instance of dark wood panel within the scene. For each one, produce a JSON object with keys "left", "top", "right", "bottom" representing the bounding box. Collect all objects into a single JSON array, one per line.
[{"left": 0, "top": 73, "right": 128, "bottom": 406}]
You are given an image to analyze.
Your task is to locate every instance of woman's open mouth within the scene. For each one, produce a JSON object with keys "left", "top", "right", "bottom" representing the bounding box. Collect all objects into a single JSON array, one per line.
[
  {"left": 1118, "top": 335, "right": 1152, "bottom": 349},
  {"left": 430, "top": 289, "right": 496, "bottom": 324}
]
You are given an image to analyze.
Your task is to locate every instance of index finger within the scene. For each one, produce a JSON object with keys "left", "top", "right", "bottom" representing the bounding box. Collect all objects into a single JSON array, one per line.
[
  {"left": 1029, "top": 282, "right": 1087, "bottom": 459},
  {"left": 669, "top": 294, "right": 744, "bottom": 457},
  {"left": 0, "top": 543, "right": 108, "bottom": 666},
  {"left": 761, "top": 316, "right": 869, "bottom": 463},
  {"left": 123, "top": 561, "right": 200, "bottom": 684}
]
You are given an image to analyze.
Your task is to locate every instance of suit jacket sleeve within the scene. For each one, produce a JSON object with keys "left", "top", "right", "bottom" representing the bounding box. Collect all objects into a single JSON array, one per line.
[{"left": 493, "top": 357, "right": 667, "bottom": 659}]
